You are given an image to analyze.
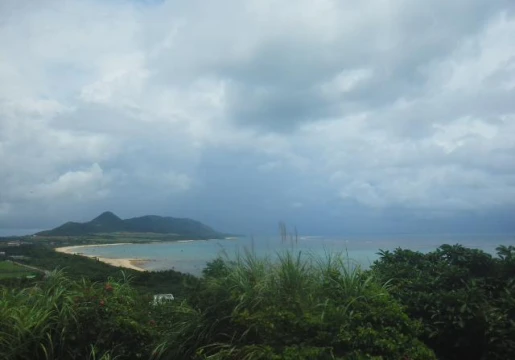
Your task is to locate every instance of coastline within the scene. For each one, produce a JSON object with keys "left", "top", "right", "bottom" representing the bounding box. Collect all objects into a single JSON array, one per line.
[{"left": 55, "top": 244, "right": 148, "bottom": 272}]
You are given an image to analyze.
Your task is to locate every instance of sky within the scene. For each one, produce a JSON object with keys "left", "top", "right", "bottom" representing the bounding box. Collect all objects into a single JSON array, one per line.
[{"left": 0, "top": 0, "right": 514, "bottom": 235}]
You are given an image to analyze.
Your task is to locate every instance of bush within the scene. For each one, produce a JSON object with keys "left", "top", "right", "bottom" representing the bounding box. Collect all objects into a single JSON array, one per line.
[
  {"left": 155, "top": 250, "right": 436, "bottom": 359},
  {"left": 372, "top": 244, "right": 515, "bottom": 360},
  {"left": 0, "top": 270, "right": 154, "bottom": 360}
]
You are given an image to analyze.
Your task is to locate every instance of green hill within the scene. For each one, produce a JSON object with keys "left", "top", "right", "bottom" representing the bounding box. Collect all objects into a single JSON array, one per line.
[{"left": 35, "top": 211, "right": 225, "bottom": 238}]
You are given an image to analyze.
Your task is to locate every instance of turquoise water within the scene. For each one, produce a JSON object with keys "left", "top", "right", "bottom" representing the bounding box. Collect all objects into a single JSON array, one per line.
[{"left": 77, "top": 233, "right": 515, "bottom": 275}]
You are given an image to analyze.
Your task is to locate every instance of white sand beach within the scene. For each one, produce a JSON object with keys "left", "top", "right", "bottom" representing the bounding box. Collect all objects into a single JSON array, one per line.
[{"left": 55, "top": 244, "right": 148, "bottom": 272}]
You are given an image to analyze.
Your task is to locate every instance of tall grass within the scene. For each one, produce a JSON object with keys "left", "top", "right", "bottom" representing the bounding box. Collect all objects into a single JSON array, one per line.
[
  {"left": 0, "top": 270, "right": 79, "bottom": 359},
  {"left": 154, "top": 248, "right": 401, "bottom": 359},
  {"left": 0, "top": 270, "right": 151, "bottom": 360},
  {"left": 218, "top": 247, "right": 388, "bottom": 310}
]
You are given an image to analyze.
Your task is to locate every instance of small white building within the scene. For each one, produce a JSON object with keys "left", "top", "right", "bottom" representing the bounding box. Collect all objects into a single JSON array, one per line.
[{"left": 153, "top": 294, "right": 175, "bottom": 305}]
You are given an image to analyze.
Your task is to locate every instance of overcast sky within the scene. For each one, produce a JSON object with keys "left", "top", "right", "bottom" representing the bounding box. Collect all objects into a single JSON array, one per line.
[{"left": 1, "top": 0, "right": 514, "bottom": 235}]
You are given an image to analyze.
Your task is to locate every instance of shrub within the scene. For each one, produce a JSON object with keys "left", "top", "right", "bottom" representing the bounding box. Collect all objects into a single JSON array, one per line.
[
  {"left": 372, "top": 244, "right": 515, "bottom": 360},
  {"left": 155, "top": 250, "right": 436, "bottom": 359},
  {"left": 0, "top": 270, "right": 154, "bottom": 360}
]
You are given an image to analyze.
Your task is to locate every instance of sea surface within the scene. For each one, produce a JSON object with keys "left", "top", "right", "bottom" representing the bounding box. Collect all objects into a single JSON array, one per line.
[
  {"left": 0, "top": 229, "right": 43, "bottom": 237},
  {"left": 78, "top": 233, "right": 515, "bottom": 275}
]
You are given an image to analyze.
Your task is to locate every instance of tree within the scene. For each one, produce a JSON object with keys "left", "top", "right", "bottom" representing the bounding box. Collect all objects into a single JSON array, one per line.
[{"left": 372, "top": 244, "right": 515, "bottom": 360}]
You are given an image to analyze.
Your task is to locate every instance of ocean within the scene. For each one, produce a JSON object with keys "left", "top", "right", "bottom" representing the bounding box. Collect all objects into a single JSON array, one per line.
[
  {"left": 77, "top": 233, "right": 515, "bottom": 275},
  {"left": 0, "top": 229, "right": 43, "bottom": 237}
]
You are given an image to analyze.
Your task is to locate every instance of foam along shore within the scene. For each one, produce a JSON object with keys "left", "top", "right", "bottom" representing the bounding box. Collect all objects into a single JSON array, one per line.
[{"left": 55, "top": 244, "right": 148, "bottom": 272}]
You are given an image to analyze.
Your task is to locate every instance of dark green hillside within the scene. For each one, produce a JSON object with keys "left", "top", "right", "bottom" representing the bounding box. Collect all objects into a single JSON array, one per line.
[
  {"left": 124, "top": 215, "right": 219, "bottom": 236},
  {"left": 89, "top": 211, "right": 125, "bottom": 230},
  {"left": 35, "top": 211, "right": 225, "bottom": 238}
]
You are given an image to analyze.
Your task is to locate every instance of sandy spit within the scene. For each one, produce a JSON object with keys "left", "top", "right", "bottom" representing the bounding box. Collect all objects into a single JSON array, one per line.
[{"left": 55, "top": 244, "right": 148, "bottom": 272}]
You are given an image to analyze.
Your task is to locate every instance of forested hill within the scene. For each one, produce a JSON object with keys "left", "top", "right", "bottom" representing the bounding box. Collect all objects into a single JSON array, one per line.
[{"left": 35, "top": 211, "right": 225, "bottom": 237}]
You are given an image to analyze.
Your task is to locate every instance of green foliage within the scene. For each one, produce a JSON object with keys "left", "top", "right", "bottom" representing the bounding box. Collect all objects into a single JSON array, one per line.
[
  {"left": 0, "top": 270, "right": 154, "bottom": 360},
  {"left": 0, "top": 261, "right": 37, "bottom": 279},
  {"left": 3, "top": 244, "right": 193, "bottom": 297},
  {"left": 372, "top": 244, "right": 515, "bottom": 360},
  {"left": 4, "top": 243, "right": 514, "bottom": 360},
  {"left": 156, "top": 250, "right": 435, "bottom": 359}
]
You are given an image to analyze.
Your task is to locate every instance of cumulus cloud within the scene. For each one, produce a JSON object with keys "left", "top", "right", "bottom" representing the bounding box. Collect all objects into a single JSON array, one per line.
[
  {"left": 0, "top": 0, "right": 514, "bottom": 233},
  {"left": 27, "top": 163, "right": 109, "bottom": 201}
]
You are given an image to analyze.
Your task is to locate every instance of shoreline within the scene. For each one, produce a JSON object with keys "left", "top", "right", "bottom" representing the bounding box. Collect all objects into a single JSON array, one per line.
[
  {"left": 53, "top": 237, "right": 236, "bottom": 273},
  {"left": 54, "top": 244, "right": 148, "bottom": 272}
]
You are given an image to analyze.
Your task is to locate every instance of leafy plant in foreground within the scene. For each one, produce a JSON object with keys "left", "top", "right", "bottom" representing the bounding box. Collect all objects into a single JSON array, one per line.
[
  {"left": 155, "top": 250, "right": 435, "bottom": 359},
  {"left": 0, "top": 270, "right": 154, "bottom": 360},
  {"left": 372, "top": 244, "right": 515, "bottom": 360}
]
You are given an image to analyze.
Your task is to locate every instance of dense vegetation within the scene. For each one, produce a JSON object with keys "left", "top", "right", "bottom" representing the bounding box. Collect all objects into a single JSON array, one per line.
[
  {"left": 0, "top": 271, "right": 154, "bottom": 360},
  {"left": 167, "top": 252, "right": 435, "bottom": 359},
  {"left": 36, "top": 211, "right": 226, "bottom": 238},
  {"left": 1, "top": 244, "right": 193, "bottom": 297},
  {"left": 1, "top": 244, "right": 514, "bottom": 359},
  {"left": 371, "top": 244, "right": 515, "bottom": 360},
  {"left": 2, "top": 232, "right": 216, "bottom": 249}
]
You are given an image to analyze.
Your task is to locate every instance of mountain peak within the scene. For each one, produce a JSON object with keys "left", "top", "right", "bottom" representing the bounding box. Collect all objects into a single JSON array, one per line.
[
  {"left": 36, "top": 212, "right": 225, "bottom": 238},
  {"left": 91, "top": 211, "right": 122, "bottom": 224}
]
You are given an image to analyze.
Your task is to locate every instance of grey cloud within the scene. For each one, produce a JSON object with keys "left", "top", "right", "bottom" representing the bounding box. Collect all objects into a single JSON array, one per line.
[
  {"left": 1, "top": 0, "right": 515, "bottom": 234},
  {"left": 201, "top": 1, "right": 515, "bottom": 132},
  {"left": 225, "top": 83, "right": 331, "bottom": 132}
]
